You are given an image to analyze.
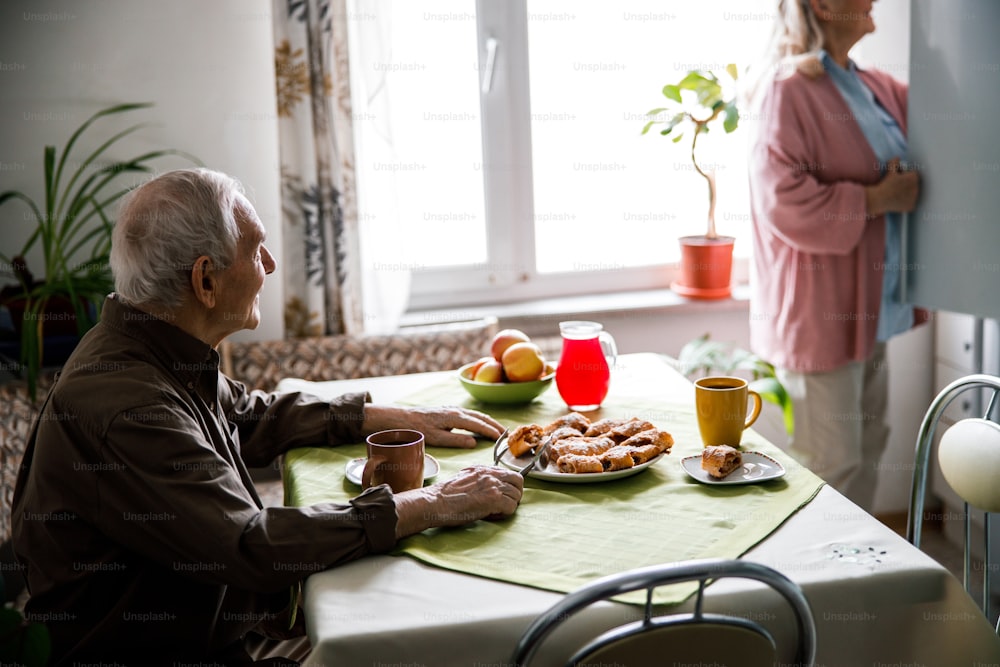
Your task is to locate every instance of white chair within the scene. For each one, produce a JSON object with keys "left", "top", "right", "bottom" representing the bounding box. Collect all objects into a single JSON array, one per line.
[
  {"left": 907, "top": 373, "right": 1000, "bottom": 631},
  {"left": 511, "top": 558, "right": 816, "bottom": 667}
]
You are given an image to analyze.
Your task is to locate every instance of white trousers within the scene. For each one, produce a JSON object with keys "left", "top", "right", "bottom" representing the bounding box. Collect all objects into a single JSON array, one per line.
[{"left": 776, "top": 343, "right": 889, "bottom": 512}]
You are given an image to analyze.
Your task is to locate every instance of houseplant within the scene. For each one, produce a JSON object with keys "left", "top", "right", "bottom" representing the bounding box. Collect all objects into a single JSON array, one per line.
[
  {"left": 642, "top": 64, "right": 741, "bottom": 299},
  {"left": 0, "top": 102, "right": 198, "bottom": 399},
  {"left": 0, "top": 572, "right": 49, "bottom": 666},
  {"left": 674, "top": 333, "right": 794, "bottom": 437}
]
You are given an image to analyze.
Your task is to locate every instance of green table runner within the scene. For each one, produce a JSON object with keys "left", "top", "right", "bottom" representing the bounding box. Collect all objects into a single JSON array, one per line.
[{"left": 284, "top": 376, "right": 824, "bottom": 605}]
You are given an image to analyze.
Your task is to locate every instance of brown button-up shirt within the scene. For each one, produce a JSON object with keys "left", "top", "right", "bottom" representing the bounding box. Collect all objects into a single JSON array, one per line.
[{"left": 12, "top": 295, "right": 398, "bottom": 664}]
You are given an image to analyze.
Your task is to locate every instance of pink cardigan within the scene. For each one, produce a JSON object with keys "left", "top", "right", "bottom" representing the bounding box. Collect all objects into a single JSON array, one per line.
[{"left": 748, "top": 65, "right": 909, "bottom": 373}]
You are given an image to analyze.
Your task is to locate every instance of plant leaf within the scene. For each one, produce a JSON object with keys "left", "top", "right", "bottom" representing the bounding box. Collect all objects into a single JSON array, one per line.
[
  {"left": 677, "top": 71, "right": 711, "bottom": 90},
  {"left": 52, "top": 102, "right": 153, "bottom": 211},
  {"left": 750, "top": 376, "right": 795, "bottom": 435},
  {"left": 726, "top": 62, "right": 739, "bottom": 81},
  {"left": 723, "top": 101, "right": 739, "bottom": 133},
  {"left": 661, "top": 84, "right": 682, "bottom": 103}
]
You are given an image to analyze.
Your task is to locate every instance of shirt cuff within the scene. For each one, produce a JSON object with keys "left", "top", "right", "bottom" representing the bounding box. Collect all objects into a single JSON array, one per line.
[
  {"left": 351, "top": 484, "right": 397, "bottom": 553},
  {"left": 325, "top": 391, "right": 372, "bottom": 444}
]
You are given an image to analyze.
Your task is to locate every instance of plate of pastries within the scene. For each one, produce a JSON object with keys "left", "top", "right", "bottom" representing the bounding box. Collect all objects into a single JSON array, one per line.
[
  {"left": 495, "top": 412, "right": 673, "bottom": 483},
  {"left": 681, "top": 445, "right": 786, "bottom": 485}
]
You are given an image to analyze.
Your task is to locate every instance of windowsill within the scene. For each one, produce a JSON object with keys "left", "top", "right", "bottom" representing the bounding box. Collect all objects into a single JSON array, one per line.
[{"left": 400, "top": 283, "right": 750, "bottom": 328}]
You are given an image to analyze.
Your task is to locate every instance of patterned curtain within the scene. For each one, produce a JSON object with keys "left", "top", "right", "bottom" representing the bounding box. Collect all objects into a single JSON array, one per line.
[{"left": 273, "top": 0, "right": 363, "bottom": 337}]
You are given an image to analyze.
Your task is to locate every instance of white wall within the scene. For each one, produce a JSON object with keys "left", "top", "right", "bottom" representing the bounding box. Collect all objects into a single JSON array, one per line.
[{"left": 0, "top": 0, "right": 284, "bottom": 340}]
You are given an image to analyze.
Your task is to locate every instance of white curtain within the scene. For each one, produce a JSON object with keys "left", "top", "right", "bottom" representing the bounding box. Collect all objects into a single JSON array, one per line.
[{"left": 346, "top": 0, "right": 411, "bottom": 334}]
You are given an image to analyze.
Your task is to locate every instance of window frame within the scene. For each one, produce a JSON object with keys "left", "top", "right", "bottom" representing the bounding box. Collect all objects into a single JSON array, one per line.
[{"left": 404, "top": 0, "right": 751, "bottom": 311}]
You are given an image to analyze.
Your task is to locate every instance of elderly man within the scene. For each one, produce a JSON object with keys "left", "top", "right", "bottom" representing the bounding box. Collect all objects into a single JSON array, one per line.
[{"left": 12, "top": 168, "right": 523, "bottom": 665}]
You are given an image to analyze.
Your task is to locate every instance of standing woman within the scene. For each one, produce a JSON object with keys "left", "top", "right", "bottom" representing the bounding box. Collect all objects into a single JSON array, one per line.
[{"left": 745, "top": 0, "right": 920, "bottom": 510}]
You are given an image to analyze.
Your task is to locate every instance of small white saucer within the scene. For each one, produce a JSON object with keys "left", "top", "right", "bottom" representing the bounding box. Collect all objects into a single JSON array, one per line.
[
  {"left": 344, "top": 454, "right": 440, "bottom": 486},
  {"left": 681, "top": 451, "right": 786, "bottom": 485}
]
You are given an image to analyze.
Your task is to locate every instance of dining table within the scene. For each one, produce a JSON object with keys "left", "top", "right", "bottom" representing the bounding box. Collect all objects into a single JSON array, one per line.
[{"left": 277, "top": 352, "right": 1000, "bottom": 666}]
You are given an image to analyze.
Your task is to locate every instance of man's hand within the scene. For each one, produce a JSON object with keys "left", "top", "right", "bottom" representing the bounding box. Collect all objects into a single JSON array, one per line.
[
  {"left": 362, "top": 404, "right": 504, "bottom": 448},
  {"left": 392, "top": 465, "right": 524, "bottom": 539}
]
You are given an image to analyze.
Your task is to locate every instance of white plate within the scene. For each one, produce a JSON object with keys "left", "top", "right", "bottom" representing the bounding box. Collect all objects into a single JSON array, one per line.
[
  {"left": 497, "top": 447, "right": 666, "bottom": 483},
  {"left": 680, "top": 451, "right": 786, "bottom": 485},
  {"left": 345, "top": 454, "right": 440, "bottom": 486}
]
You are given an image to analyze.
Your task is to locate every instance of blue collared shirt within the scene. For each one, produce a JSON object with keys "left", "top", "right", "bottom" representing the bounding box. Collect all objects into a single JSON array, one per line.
[{"left": 821, "top": 51, "right": 913, "bottom": 342}]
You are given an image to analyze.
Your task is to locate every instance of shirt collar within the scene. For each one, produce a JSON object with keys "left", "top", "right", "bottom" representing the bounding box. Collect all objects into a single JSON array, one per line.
[
  {"left": 100, "top": 294, "right": 219, "bottom": 389},
  {"left": 820, "top": 49, "right": 860, "bottom": 75}
]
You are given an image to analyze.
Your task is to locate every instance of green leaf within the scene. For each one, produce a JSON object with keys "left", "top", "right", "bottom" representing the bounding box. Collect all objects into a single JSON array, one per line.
[
  {"left": 723, "top": 101, "right": 740, "bottom": 134},
  {"left": 677, "top": 71, "right": 710, "bottom": 90},
  {"left": 0, "top": 607, "right": 51, "bottom": 666},
  {"left": 661, "top": 84, "right": 682, "bottom": 103},
  {"left": 750, "top": 376, "right": 795, "bottom": 435},
  {"left": 641, "top": 120, "right": 656, "bottom": 135},
  {"left": 726, "top": 62, "right": 739, "bottom": 81}
]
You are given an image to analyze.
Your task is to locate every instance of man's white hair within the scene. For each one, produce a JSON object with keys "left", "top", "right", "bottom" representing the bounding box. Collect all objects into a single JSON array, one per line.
[{"left": 111, "top": 168, "right": 245, "bottom": 309}]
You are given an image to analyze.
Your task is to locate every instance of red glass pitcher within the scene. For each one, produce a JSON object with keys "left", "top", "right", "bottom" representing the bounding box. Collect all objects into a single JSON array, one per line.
[{"left": 555, "top": 321, "right": 618, "bottom": 411}]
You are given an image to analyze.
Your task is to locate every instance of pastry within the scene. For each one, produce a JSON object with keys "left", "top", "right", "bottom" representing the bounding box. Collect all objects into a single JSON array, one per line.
[
  {"left": 620, "top": 428, "right": 674, "bottom": 454},
  {"left": 548, "top": 436, "right": 616, "bottom": 461},
  {"left": 546, "top": 426, "right": 587, "bottom": 443},
  {"left": 629, "top": 444, "right": 662, "bottom": 465},
  {"left": 556, "top": 453, "right": 604, "bottom": 474},
  {"left": 507, "top": 423, "right": 544, "bottom": 458},
  {"left": 543, "top": 412, "right": 591, "bottom": 435},
  {"left": 701, "top": 444, "right": 742, "bottom": 479},
  {"left": 599, "top": 446, "right": 635, "bottom": 472},
  {"left": 583, "top": 418, "right": 632, "bottom": 438},
  {"left": 506, "top": 412, "right": 675, "bottom": 475},
  {"left": 607, "top": 418, "right": 656, "bottom": 443}
]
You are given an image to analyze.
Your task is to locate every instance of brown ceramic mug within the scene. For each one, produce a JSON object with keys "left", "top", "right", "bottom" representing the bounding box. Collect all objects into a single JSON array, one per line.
[
  {"left": 362, "top": 429, "right": 425, "bottom": 492},
  {"left": 694, "top": 376, "right": 762, "bottom": 447}
]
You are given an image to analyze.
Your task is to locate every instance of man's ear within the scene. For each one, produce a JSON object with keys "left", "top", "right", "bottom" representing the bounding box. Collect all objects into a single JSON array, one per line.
[{"left": 190, "top": 255, "right": 217, "bottom": 308}]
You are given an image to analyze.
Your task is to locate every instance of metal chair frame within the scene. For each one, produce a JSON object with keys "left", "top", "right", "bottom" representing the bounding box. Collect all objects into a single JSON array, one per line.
[
  {"left": 906, "top": 373, "right": 1000, "bottom": 631},
  {"left": 512, "top": 558, "right": 816, "bottom": 667}
]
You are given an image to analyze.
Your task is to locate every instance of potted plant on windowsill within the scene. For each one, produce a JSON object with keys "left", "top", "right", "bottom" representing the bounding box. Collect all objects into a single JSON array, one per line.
[
  {"left": 673, "top": 333, "right": 794, "bottom": 437},
  {"left": 0, "top": 102, "right": 199, "bottom": 399},
  {"left": 642, "top": 64, "right": 740, "bottom": 299}
]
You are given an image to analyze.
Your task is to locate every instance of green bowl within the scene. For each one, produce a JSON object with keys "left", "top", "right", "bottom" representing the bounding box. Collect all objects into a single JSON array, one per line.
[{"left": 457, "top": 361, "right": 556, "bottom": 405}]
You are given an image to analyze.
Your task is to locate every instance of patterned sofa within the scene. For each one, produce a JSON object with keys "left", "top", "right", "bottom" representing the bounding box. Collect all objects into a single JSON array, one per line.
[
  {"left": 0, "top": 372, "right": 55, "bottom": 603},
  {"left": 219, "top": 317, "right": 499, "bottom": 392}
]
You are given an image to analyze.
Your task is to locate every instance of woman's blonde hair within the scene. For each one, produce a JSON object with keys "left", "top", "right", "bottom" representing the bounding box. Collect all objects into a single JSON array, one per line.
[{"left": 744, "top": 0, "right": 826, "bottom": 104}]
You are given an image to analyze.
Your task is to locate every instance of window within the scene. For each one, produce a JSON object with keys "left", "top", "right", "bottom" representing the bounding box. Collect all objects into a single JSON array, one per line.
[{"left": 348, "top": 0, "right": 776, "bottom": 310}]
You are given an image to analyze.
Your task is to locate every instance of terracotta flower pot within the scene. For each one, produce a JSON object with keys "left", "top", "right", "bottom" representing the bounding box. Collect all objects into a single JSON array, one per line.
[{"left": 671, "top": 235, "right": 735, "bottom": 299}]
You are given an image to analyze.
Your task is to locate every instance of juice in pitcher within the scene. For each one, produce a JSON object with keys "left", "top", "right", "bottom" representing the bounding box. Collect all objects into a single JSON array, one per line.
[{"left": 555, "top": 321, "right": 617, "bottom": 411}]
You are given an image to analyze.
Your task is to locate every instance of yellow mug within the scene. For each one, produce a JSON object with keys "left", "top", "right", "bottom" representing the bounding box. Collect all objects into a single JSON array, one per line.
[{"left": 694, "top": 376, "right": 762, "bottom": 447}]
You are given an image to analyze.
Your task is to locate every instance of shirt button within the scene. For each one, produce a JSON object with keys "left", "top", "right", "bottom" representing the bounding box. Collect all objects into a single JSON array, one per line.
[{"left": 187, "top": 381, "right": 194, "bottom": 390}]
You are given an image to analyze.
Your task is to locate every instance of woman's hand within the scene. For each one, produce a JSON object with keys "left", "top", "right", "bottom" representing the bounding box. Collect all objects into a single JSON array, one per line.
[
  {"left": 866, "top": 158, "right": 921, "bottom": 216},
  {"left": 362, "top": 404, "right": 504, "bottom": 448},
  {"left": 393, "top": 465, "right": 524, "bottom": 539}
]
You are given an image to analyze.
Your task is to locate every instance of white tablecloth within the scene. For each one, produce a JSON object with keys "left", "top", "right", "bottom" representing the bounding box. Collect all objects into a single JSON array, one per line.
[{"left": 278, "top": 353, "right": 1000, "bottom": 666}]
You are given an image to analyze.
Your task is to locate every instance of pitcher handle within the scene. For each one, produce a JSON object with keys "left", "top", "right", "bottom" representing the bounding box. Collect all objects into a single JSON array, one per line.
[{"left": 599, "top": 331, "right": 618, "bottom": 369}]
